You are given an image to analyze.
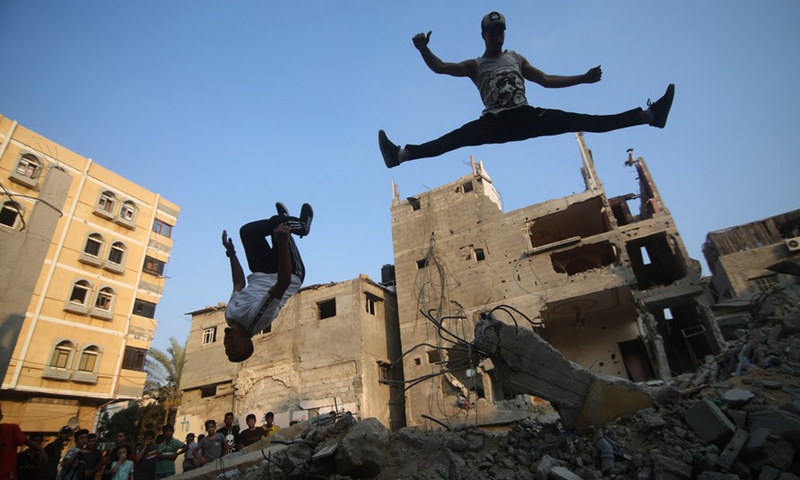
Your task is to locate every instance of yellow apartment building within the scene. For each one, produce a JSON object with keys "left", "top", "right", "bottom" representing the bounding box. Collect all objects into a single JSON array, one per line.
[{"left": 0, "top": 114, "right": 179, "bottom": 434}]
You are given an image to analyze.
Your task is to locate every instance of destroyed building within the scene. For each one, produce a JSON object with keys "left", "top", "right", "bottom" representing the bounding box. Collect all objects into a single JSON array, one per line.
[
  {"left": 390, "top": 134, "right": 725, "bottom": 429},
  {"left": 702, "top": 208, "right": 800, "bottom": 339},
  {"left": 703, "top": 208, "right": 800, "bottom": 301},
  {"left": 177, "top": 275, "right": 405, "bottom": 438}
]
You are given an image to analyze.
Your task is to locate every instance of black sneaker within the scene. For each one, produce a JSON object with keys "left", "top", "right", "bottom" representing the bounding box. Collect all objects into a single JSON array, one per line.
[
  {"left": 276, "top": 202, "right": 289, "bottom": 217},
  {"left": 298, "top": 203, "right": 313, "bottom": 238},
  {"left": 647, "top": 84, "right": 675, "bottom": 129},
  {"left": 378, "top": 130, "right": 400, "bottom": 168}
]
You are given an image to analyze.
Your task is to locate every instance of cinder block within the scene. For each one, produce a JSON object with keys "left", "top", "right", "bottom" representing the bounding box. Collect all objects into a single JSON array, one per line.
[
  {"left": 716, "top": 428, "right": 748, "bottom": 469},
  {"left": 685, "top": 400, "right": 735, "bottom": 445}
]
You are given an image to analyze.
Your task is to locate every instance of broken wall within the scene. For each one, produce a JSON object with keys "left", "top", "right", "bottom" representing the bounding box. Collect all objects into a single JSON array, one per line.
[{"left": 703, "top": 209, "right": 800, "bottom": 300}]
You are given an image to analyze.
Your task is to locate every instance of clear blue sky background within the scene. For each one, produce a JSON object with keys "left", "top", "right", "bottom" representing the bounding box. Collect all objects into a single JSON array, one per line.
[{"left": 2, "top": 1, "right": 798, "bottom": 352}]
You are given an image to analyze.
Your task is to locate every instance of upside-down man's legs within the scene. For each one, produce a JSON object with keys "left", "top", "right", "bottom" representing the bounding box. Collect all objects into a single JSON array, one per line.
[{"left": 239, "top": 215, "right": 305, "bottom": 281}]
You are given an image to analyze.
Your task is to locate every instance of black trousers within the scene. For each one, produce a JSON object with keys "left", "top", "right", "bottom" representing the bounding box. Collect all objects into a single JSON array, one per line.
[
  {"left": 406, "top": 106, "right": 644, "bottom": 160},
  {"left": 240, "top": 215, "right": 305, "bottom": 281}
]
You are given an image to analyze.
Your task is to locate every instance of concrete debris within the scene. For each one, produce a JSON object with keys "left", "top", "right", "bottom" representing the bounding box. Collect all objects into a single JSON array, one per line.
[{"left": 173, "top": 289, "right": 800, "bottom": 480}]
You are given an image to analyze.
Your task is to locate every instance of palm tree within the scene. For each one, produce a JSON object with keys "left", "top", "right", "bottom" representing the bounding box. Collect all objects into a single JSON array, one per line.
[{"left": 145, "top": 336, "right": 185, "bottom": 425}]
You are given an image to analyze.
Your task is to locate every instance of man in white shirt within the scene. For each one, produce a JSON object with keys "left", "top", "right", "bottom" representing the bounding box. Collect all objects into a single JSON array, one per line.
[{"left": 222, "top": 202, "right": 312, "bottom": 362}]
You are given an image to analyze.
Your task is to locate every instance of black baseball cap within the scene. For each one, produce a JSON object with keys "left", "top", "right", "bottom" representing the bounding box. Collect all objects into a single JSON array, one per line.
[{"left": 481, "top": 12, "right": 506, "bottom": 32}]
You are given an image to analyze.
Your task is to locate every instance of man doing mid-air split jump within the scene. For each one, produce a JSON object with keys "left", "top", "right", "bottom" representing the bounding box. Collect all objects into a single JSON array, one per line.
[{"left": 379, "top": 11, "right": 675, "bottom": 168}]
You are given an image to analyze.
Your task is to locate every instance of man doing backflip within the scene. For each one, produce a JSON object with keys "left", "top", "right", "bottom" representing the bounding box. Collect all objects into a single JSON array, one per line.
[
  {"left": 222, "top": 202, "right": 312, "bottom": 362},
  {"left": 379, "top": 11, "right": 675, "bottom": 168}
]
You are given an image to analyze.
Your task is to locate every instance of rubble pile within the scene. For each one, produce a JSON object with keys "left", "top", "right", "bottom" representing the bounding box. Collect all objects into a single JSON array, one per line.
[{"left": 201, "top": 287, "right": 800, "bottom": 479}]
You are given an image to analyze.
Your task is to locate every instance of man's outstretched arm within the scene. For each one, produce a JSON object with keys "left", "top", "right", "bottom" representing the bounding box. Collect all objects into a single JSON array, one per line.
[
  {"left": 520, "top": 55, "right": 602, "bottom": 88},
  {"left": 413, "top": 31, "right": 477, "bottom": 79},
  {"left": 222, "top": 230, "right": 246, "bottom": 292},
  {"left": 268, "top": 224, "right": 292, "bottom": 300}
]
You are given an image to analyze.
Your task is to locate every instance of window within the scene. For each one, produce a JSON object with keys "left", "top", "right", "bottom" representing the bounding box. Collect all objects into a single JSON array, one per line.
[
  {"left": 94, "top": 191, "right": 117, "bottom": 219},
  {"left": 42, "top": 340, "right": 75, "bottom": 380},
  {"left": 202, "top": 327, "right": 217, "bottom": 345},
  {"left": 462, "top": 181, "right": 474, "bottom": 193},
  {"left": 199, "top": 385, "right": 217, "bottom": 398},
  {"left": 122, "top": 346, "right": 147, "bottom": 371},
  {"left": 80, "top": 233, "right": 105, "bottom": 266},
  {"left": 416, "top": 258, "right": 428, "bottom": 269},
  {"left": 378, "top": 361, "right": 391, "bottom": 383},
  {"left": 10, "top": 154, "right": 43, "bottom": 188},
  {"left": 133, "top": 299, "right": 157, "bottom": 318},
  {"left": 153, "top": 219, "right": 173, "bottom": 238},
  {"left": 90, "top": 286, "right": 115, "bottom": 320},
  {"left": 64, "top": 279, "right": 92, "bottom": 315},
  {"left": 365, "top": 293, "right": 382, "bottom": 316},
  {"left": 143, "top": 256, "right": 166, "bottom": 276},
  {"left": 84, "top": 234, "right": 103, "bottom": 256},
  {"left": 105, "top": 241, "right": 127, "bottom": 274},
  {"left": 474, "top": 247, "right": 486, "bottom": 262},
  {"left": 318, "top": 299, "right": 337, "bottom": 319},
  {"left": 77, "top": 346, "right": 99, "bottom": 372},
  {"left": 74, "top": 345, "right": 101, "bottom": 384},
  {"left": 52, "top": 341, "right": 74, "bottom": 368},
  {"left": 95, "top": 287, "right": 114, "bottom": 310},
  {"left": 116, "top": 200, "right": 137, "bottom": 229},
  {"left": 0, "top": 201, "right": 24, "bottom": 229},
  {"left": 427, "top": 350, "right": 442, "bottom": 364}
]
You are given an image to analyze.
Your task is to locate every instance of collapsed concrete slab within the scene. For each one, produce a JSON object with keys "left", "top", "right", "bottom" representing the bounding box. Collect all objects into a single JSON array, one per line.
[{"left": 471, "top": 316, "right": 653, "bottom": 432}]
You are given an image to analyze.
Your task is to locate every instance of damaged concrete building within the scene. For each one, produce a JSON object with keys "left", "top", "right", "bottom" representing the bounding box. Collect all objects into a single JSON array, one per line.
[
  {"left": 390, "top": 134, "right": 725, "bottom": 429},
  {"left": 702, "top": 209, "right": 800, "bottom": 338},
  {"left": 703, "top": 208, "right": 800, "bottom": 301},
  {"left": 177, "top": 275, "right": 405, "bottom": 438}
]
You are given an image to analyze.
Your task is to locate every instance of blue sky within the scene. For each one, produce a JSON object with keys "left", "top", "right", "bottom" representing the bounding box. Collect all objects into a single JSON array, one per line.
[{"left": 2, "top": 1, "right": 798, "bottom": 352}]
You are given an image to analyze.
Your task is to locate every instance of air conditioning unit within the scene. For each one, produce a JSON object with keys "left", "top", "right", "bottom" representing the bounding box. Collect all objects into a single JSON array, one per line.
[{"left": 786, "top": 237, "right": 800, "bottom": 252}]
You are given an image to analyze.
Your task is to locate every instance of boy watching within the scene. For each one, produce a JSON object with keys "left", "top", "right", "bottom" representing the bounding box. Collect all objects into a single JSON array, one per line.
[
  {"left": 192, "top": 420, "right": 225, "bottom": 467},
  {"left": 154, "top": 425, "right": 185, "bottom": 479}
]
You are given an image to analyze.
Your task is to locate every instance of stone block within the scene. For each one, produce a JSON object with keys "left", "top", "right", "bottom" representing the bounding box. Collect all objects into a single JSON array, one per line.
[
  {"left": 652, "top": 454, "right": 692, "bottom": 479},
  {"left": 550, "top": 466, "right": 583, "bottom": 480},
  {"left": 721, "top": 388, "right": 754, "bottom": 407},
  {"left": 715, "top": 428, "right": 748, "bottom": 470},
  {"left": 685, "top": 400, "right": 735, "bottom": 445},
  {"left": 744, "top": 427, "right": 795, "bottom": 471},
  {"left": 748, "top": 410, "right": 800, "bottom": 449},
  {"left": 335, "top": 418, "right": 390, "bottom": 478}
]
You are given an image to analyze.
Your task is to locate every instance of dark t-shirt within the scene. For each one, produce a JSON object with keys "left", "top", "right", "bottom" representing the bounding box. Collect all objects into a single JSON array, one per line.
[
  {"left": 40, "top": 439, "right": 66, "bottom": 480},
  {"left": 133, "top": 444, "right": 158, "bottom": 479},
  {"left": 239, "top": 427, "right": 265, "bottom": 447},
  {"left": 16, "top": 450, "right": 40, "bottom": 480},
  {"left": 82, "top": 448, "right": 103, "bottom": 477},
  {"left": 217, "top": 425, "right": 240, "bottom": 453}
]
